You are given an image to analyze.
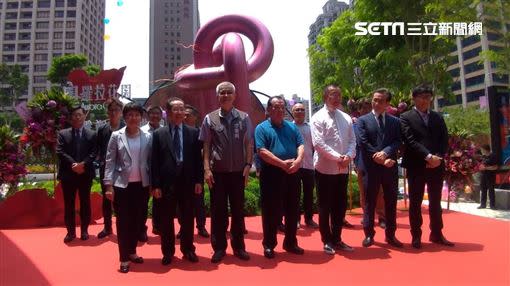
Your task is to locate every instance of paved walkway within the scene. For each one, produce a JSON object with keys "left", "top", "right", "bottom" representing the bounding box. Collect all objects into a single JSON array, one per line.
[{"left": 423, "top": 200, "right": 510, "bottom": 221}]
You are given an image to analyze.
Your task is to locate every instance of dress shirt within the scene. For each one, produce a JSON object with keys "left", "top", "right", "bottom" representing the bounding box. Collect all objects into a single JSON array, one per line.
[
  {"left": 294, "top": 121, "right": 314, "bottom": 170},
  {"left": 311, "top": 105, "right": 356, "bottom": 175}
]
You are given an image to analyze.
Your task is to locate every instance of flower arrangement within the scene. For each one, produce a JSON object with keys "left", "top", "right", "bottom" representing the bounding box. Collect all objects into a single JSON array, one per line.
[
  {"left": 0, "top": 125, "right": 27, "bottom": 194},
  {"left": 444, "top": 135, "right": 482, "bottom": 202},
  {"left": 19, "top": 87, "right": 79, "bottom": 156}
]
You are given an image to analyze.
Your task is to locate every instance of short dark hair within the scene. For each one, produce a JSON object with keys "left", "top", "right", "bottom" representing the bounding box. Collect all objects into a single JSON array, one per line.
[
  {"left": 184, "top": 104, "right": 200, "bottom": 117},
  {"left": 106, "top": 98, "right": 123, "bottom": 110},
  {"left": 322, "top": 85, "right": 341, "bottom": 100},
  {"left": 373, "top": 88, "right": 392, "bottom": 102},
  {"left": 412, "top": 84, "right": 434, "bottom": 98},
  {"left": 165, "top": 97, "right": 184, "bottom": 111},
  {"left": 146, "top": 105, "right": 163, "bottom": 114},
  {"left": 267, "top": 95, "right": 286, "bottom": 110},
  {"left": 122, "top": 102, "right": 144, "bottom": 117}
]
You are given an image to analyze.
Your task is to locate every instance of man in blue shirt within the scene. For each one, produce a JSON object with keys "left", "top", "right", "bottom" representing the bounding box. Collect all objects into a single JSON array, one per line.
[{"left": 255, "top": 95, "right": 305, "bottom": 259}]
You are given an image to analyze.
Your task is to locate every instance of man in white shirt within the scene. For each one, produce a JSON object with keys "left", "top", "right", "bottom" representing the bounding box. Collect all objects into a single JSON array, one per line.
[{"left": 310, "top": 85, "right": 356, "bottom": 255}]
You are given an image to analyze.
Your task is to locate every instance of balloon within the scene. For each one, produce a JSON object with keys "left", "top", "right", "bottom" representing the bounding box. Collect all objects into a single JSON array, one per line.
[
  {"left": 103, "top": 18, "right": 110, "bottom": 24},
  {"left": 117, "top": 0, "right": 123, "bottom": 6},
  {"left": 103, "top": 34, "right": 110, "bottom": 41}
]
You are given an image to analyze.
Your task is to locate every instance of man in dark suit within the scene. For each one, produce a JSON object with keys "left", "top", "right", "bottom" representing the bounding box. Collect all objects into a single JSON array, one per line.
[
  {"left": 96, "top": 99, "right": 124, "bottom": 239},
  {"left": 357, "top": 89, "right": 403, "bottom": 248},
  {"left": 151, "top": 97, "right": 203, "bottom": 265},
  {"left": 400, "top": 84, "right": 454, "bottom": 249},
  {"left": 56, "top": 106, "right": 97, "bottom": 243}
]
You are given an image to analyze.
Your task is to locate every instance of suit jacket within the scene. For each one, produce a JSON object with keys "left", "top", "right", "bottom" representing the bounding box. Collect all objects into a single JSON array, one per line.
[
  {"left": 97, "top": 122, "right": 125, "bottom": 180},
  {"left": 357, "top": 112, "right": 401, "bottom": 171},
  {"left": 400, "top": 108, "right": 449, "bottom": 170},
  {"left": 56, "top": 127, "right": 97, "bottom": 181},
  {"left": 151, "top": 124, "right": 202, "bottom": 196},
  {"left": 103, "top": 127, "right": 152, "bottom": 188}
]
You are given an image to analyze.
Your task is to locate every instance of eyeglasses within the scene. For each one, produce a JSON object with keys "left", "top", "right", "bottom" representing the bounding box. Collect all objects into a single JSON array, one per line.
[{"left": 219, "top": 90, "right": 234, "bottom": 95}]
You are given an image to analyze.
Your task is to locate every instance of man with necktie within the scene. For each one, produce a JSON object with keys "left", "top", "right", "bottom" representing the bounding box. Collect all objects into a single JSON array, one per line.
[
  {"left": 356, "top": 89, "right": 403, "bottom": 248},
  {"left": 151, "top": 97, "right": 203, "bottom": 265},
  {"left": 400, "top": 84, "right": 454, "bottom": 249},
  {"left": 56, "top": 106, "right": 97, "bottom": 243}
]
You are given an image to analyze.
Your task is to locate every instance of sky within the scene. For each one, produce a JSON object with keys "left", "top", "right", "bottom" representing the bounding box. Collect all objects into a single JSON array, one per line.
[{"left": 104, "top": 0, "right": 343, "bottom": 100}]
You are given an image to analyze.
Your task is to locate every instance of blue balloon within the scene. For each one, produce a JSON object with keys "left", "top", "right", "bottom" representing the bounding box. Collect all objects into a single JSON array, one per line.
[
  {"left": 117, "top": 0, "right": 123, "bottom": 6},
  {"left": 103, "top": 18, "right": 110, "bottom": 24}
]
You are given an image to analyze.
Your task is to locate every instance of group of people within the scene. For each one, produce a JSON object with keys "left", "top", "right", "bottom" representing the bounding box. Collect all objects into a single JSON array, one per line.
[{"left": 57, "top": 81, "right": 458, "bottom": 274}]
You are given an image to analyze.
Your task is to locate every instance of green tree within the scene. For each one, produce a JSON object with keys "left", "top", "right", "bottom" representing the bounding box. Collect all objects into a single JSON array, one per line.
[
  {"left": 0, "top": 64, "right": 29, "bottom": 118},
  {"left": 309, "top": 0, "right": 477, "bottom": 105},
  {"left": 443, "top": 106, "right": 490, "bottom": 137},
  {"left": 46, "top": 54, "right": 100, "bottom": 86}
]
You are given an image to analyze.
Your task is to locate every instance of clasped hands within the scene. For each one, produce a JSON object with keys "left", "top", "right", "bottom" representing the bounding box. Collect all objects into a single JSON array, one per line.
[
  {"left": 372, "top": 151, "right": 395, "bottom": 168},
  {"left": 280, "top": 158, "right": 301, "bottom": 174},
  {"left": 425, "top": 155, "right": 442, "bottom": 168},
  {"left": 71, "top": 162, "right": 85, "bottom": 174}
]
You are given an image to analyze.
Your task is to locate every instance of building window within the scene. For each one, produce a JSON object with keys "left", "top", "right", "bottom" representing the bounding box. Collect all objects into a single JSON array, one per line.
[
  {"left": 34, "top": 64, "right": 48, "bottom": 72},
  {"left": 2, "top": 55, "right": 15, "bottom": 62},
  {"left": 66, "top": 21, "right": 76, "bottom": 28},
  {"left": 36, "top": 22, "right": 50, "bottom": 29},
  {"left": 35, "top": 53, "right": 48, "bottom": 61},
  {"left": 17, "top": 54, "right": 31, "bottom": 62},
  {"left": 55, "top": 10, "right": 65, "bottom": 18},
  {"left": 37, "top": 11, "right": 50, "bottom": 18},
  {"left": 53, "top": 53, "right": 62, "bottom": 58},
  {"left": 67, "top": 10, "right": 76, "bottom": 18},
  {"left": 36, "top": 32, "right": 49, "bottom": 40},
  {"left": 34, "top": 76, "right": 47, "bottom": 83},
  {"left": 53, "top": 32, "right": 63, "bottom": 39},
  {"left": 65, "top": 32, "right": 75, "bottom": 39},
  {"left": 20, "top": 22, "right": 32, "bottom": 30},
  {"left": 35, "top": 43, "right": 48, "bottom": 50},
  {"left": 20, "top": 12, "right": 32, "bottom": 19},
  {"left": 68, "top": 0, "right": 77, "bottom": 7},
  {"left": 54, "top": 21, "right": 64, "bottom": 28},
  {"left": 7, "top": 2, "right": 19, "bottom": 9},
  {"left": 3, "top": 33, "right": 16, "bottom": 41},
  {"left": 5, "top": 23, "right": 17, "bottom": 30},
  {"left": 65, "top": 42, "right": 75, "bottom": 50},
  {"left": 53, "top": 42, "right": 63, "bottom": 49},
  {"left": 19, "top": 33, "right": 31, "bottom": 40},
  {"left": 37, "top": 1, "right": 51, "bottom": 8},
  {"left": 18, "top": 43, "right": 31, "bottom": 51},
  {"left": 55, "top": 0, "right": 65, "bottom": 7},
  {"left": 6, "top": 12, "right": 18, "bottom": 20},
  {"left": 21, "top": 2, "right": 33, "bottom": 8},
  {"left": 34, "top": 87, "right": 46, "bottom": 94},
  {"left": 3, "top": 44, "right": 15, "bottom": 52}
]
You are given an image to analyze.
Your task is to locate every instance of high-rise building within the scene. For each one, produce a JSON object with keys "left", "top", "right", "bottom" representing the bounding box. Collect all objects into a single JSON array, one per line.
[
  {"left": 440, "top": 1, "right": 509, "bottom": 109},
  {"left": 149, "top": 0, "right": 199, "bottom": 89},
  {"left": 0, "top": 0, "right": 105, "bottom": 102},
  {"left": 308, "top": 0, "right": 349, "bottom": 47},
  {"left": 308, "top": 0, "right": 350, "bottom": 114}
]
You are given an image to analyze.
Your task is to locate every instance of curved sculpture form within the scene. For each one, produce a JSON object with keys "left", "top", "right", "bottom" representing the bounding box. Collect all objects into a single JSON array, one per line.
[{"left": 161, "top": 14, "right": 274, "bottom": 122}]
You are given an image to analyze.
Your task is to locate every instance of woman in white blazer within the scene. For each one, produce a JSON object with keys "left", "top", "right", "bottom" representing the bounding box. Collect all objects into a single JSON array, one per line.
[{"left": 104, "top": 102, "right": 152, "bottom": 273}]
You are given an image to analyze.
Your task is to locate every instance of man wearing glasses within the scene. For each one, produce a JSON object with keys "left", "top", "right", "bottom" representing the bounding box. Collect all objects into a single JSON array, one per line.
[
  {"left": 200, "top": 81, "right": 253, "bottom": 263},
  {"left": 400, "top": 84, "right": 454, "bottom": 249},
  {"left": 291, "top": 103, "right": 319, "bottom": 229}
]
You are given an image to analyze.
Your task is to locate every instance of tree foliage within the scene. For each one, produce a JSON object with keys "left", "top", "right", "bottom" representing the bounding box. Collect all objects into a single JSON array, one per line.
[
  {"left": 309, "top": 0, "right": 477, "bottom": 105},
  {"left": 46, "top": 54, "right": 100, "bottom": 86},
  {"left": 0, "top": 64, "right": 29, "bottom": 110},
  {"left": 443, "top": 106, "right": 490, "bottom": 137}
]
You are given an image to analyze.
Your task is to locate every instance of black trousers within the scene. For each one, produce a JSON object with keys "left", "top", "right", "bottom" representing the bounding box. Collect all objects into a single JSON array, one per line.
[
  {"left": 176, "top": 190, "right": 206, "bottom": 231},
  {"left": 480, "top": 172, "right": 496, "bottom": 208},
  {"left": 210, "top": 171, "right": 246, "bottom": 251},
  {"left": 260, "top": 165, "right": 299, "bottom": 250},
  {"left": 158, "top": 183, "right": 195, "bottom": 257},
  {"left": 140, "top": 189, "right": 150, "bottom": 235},
  {"left": 315, "top": 171, "right": 348, "bottom": 244},
  {"left": 408, "top": 166, "right": 444, "bottom": 239},
  {"left": 113, "top": 182, "right": 147, "bottom": 262},
  {"left": 61, "top": 175, "right": 93, "bottom": 235},
  {"left": 298, "top": 168, "right": 315, "bottom": 221},
  {"left": 362, "top": 166, "right": 398, "bottom": 238},
  {"left": 152, "top": 195, "right": 162, "bottom": 231},
  {"left": 100, "top": 182, "right": 113, "bottom": 231}
]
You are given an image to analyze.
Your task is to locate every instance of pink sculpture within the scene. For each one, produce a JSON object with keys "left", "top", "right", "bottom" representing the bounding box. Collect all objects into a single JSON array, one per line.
[{"left": 147, "top": 14, "right": 274, "bottom": 124}]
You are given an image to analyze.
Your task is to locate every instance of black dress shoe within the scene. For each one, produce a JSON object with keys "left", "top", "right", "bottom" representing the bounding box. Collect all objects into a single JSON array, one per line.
[
  {"left": 161, "top": 256, "right": 172, "bottom": 265},
  {"left": 334, "top": 241, "right": 354, "bottom": 252},
  {"left": 211, "top": 250, "right": 226, "bottom": 263},
  {"left": 152, "top": 227, "right": 161, "bottom": 235},
  {"left": 378, "top": 220, "right": 387, "bottom": 229},
  {"left": 283, "top": 244, "right": 305, "bottom": 255},
  {"left": 263, "top": 248, "right": 275, "bottom": 259},
  {"left": 429, "top": 234, "right": 455, "bottom": 246},
  {"left": 97, "top": 229, "right": 112, "bottom": 239},
  {"left": 119, "top": 264, "right": 129, "bottom": 273},
  {"left": 385, "top": 236, "right": 404, "bottom": 248},
  {"left": 80, "top": 232, "right": 89, "bottom": 241},
  {"left": 233, "top": 249, "right": 251, "bottom": 261},
  {"left": 197, "top": 227, "right": 210, "bottom": 238},
  {"left": 412, "top": 237, "right": 422, "bottom": 249},
  {"left": 278, "top": 223, "right": 285, "bottom": 232},
  {"left": 129, "top": 255, "right": 144, "bottom": 264},
  {"left": 362, "top": 236, "right": 374, "bottom": 247},
  {"left": 305, "top": 219, "right": 319, "bottom": 229},
  {"left": 63, "top": 233, "right": 76, "bottom": 243},
  {"left": 343, "top": 220, "right": 354, "bottom": 228},
  {"left": 183, "top": 251, "right": 199, "bottom": 263},
  {"left": 477, "top": 205, "right": 486, "bottom": 209},
  {"left": 323, "top": 243, "right": 335, "bottom": 255},
  {"left": 138, "top": 232, "right": 148, "bottom": 242}
]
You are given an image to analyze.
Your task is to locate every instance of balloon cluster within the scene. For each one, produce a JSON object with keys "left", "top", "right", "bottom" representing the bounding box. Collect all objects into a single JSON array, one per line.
[{"left": 103, "top": 0, "right": 124, "bottom": 41}]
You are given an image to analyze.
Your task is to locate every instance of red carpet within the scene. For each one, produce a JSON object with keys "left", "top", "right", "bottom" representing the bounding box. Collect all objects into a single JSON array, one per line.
[{"left": 1, "top": 209, "right": 509, "bottom": 286}]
